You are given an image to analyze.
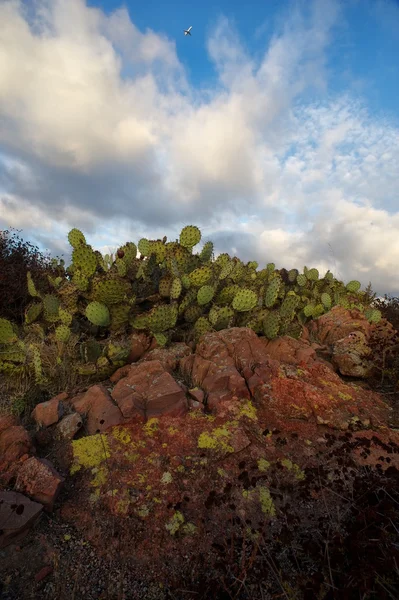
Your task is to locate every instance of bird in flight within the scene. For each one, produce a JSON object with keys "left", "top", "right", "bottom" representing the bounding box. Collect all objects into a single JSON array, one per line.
[{"left": 184, "top": 26, "right": 192, "bottom": 36}]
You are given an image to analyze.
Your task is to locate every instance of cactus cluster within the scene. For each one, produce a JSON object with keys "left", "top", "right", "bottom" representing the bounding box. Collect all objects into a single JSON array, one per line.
[{"left": 0, "top": 224, "right": 382, "bottom": 388}]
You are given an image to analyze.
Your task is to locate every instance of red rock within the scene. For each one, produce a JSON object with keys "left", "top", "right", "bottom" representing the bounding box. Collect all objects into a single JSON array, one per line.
[
  {"left": 332, "top": 331, "right": 376, "bottom": 377},
  {"left": 31, "top": 392, "right": 68, "bottom": 427},
  {"left": 0, "top": 414, "right": 19, "bottom": 434},
  {"left": 0, "top": 490, "right": 43, "bottom": 549},
  {"left": 188, "top": 387, "right": 205, "bottom": 403},
  {"left": 260, "top": 335, "right": 316, "bottom": 365},
  {"left": 14, "top": 456, "right": 64, "bottom": 512},
  {"left": 111, "top": 360, "right": 188, "bottom": 420},
  {"left": 71, "top": 385, "right": 126, "bottom": 435},
  {"left": 138, "top": 342, "right": 192, "bottom": 373},
  {"left": 305, "top": 306, "right": 372, "bottom": 346},
  {"left": 0, "top": 425, "right": 32, "bottom": 474},
  {"left": 127, "top": 332, "right": 152, "bottom": 363}
]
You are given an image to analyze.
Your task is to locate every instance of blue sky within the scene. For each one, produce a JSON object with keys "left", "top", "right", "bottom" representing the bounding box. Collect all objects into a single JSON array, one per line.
[{"left": 0, "top": 0, "right": 399, "bottom": 297}]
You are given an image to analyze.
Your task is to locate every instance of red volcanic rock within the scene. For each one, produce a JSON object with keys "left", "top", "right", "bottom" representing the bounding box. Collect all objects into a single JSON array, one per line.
[
  {"left": 332, "top": 330, "right": 376, "bottom": 377},
  {"left": 31, "top": 391, "right": 68, "bottom": 427},
  {"left": 305, "top": 306, "right": 372, "bottom": 346},
  {"left": 0, "top": 490, "right": 43, "bottom": 549},
  {"left": 127, "top": 331, "right": 152, "bottom": 363},
  {"left": 111, "top": 359, "right": 188, "bottom": 420},
  {"left": 15, "top": 456, "right": 64, "bottom": 511},
  {"left": 0, "top": 422, "right": 32, "bottom": 476},
  {"left": 71, "top": 384, "right": 126, "bottom": 435}
]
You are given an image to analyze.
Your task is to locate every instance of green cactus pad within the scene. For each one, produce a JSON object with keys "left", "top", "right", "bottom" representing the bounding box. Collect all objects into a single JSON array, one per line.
[
  {"left": 219, "top": 261, "right": 235, "bottom": 280},
  {"left": 0, "top": 319, "right": 18, "bottom": 344},
  {"left": 68, "top": 228, "right": 86, "bottom": 248},
  {"left": 43, "top": 294, "right": 60, "bottom": 320},
  {"left": 25, "top": 302, "right": 43, "bottom": 325},
  {"left": 216, "top": 284, "right": 241, "bottom": 305},
  {"left": 27, "top": 271, "right": 41, "bottom": 298},
  {"left": 85, "top": 301, "right": 110, "bottom": 327},
  {"left": 200, "top": 241, "right": 214, "bottom": 262},
  {"left": 279, "top": 295, "right": 299, "bottom": 318},
  {"left": 321, "top": 292, "right": 332, "bottom": 310},
  {"left": 197, "top": 285, "right": 215, "bottom": 306},
  {"left": 263, "top": 311, "right": 281, "bottom": 339},
  {"left": 306, "top": 268, "right": 319, "bottom": 281},
  {"left": 170, "top": 278, "right": 183, "bottom": 300},
  {"left": 364, "top": 308, "right": 382, "bottom": 323},
  {"left": 138, "top": 238, "right": 150, "bottom": 256},
  {"left": 296, "top": 274, "right": 307, "bottom": 287},
  {"left": 184, "top": 305, "right": 203, "bottom": 323},
  {"left": 55, "top": 325, "right": 71, "bottom": 343},
  {"left": 153, "top": 332, "right": 168, "bottom": 347},
  {"left": 148, "top": 304, "right": 178, "bottom": 333},
  {"left": 345, "top": 280, "right": 361, "bottom": 293},
  {"left": 264, "top": 277, "right": 281, "bottom": 308},
  {"left": 232, "top": 289, "right": 258, "bottom": 312},
  {"left": 93, "top": 278, "right": 131, "bottom": 305},
  {"left": 194, "top": 316, "right": 213, "bottom": 341},
  {"left": 179, "top": 225, "right": 201, "bottom": 249},
  {"left": 189, "top": 266, "right": 212, "bottom": 287}
]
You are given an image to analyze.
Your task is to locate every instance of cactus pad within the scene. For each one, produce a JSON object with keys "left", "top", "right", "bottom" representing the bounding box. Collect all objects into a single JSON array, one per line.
[{"left": 85, "top": 302, "right": 110, "bottom": 327}]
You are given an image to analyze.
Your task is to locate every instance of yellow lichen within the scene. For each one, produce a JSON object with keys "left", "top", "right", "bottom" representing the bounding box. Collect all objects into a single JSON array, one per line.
[
  {"left": 70, "top": 433, "right": 111, "bottom": 475},
  {"left": 338, "top": 391, "right": 353, "bottom": 401},
  {"left": 257, "top": 458, "right": 271, "bottom": 472},
  {"left": 238, "top": 400, "right": 257, "bottom": 421},
  {"left": 112, "top": 426, "right": 132, "bottom": 445},
  {"left": 143, "top": 418, "right": 159, "bottom": 436},
  {"left": 280, "top": 458, "right": 305, "bottom": 481},
  {"left": 168, "top": 426, "right": 179, "bottom": 435},
  {"left": 165, "top": 511, "right": 185, "bottom": 535},
  {"left": 259, "top": 486, "right": 276, "bottom": 516},
  {"left": 197, "top": 427, "right": 234, "bottom": 453},
  {"left": 296, "top": 368, "right": 305, "bottom": 376}
]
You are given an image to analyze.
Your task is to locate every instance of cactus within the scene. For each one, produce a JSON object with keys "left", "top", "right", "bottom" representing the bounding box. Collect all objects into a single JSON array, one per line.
[
  {"left": 189, "top": 266, "right": 212, "bottom": 287},
  {"left": 27, "top": 271, "right": 42, "bottom": 298},
  {"left": 55, "top": 324, "right": 71, "bottom": 342},
  {"left": 170, "top": 278, "right": 183, "bottom": 300},
  {"left": 138, "top": 238, "right": 150, "bottom": 257},
  {"left": 68, "top": 228, "right": 86, "bottom": 248},
  {"left": 25, "top": 302, "right": 43, "bottom": 324},
  {"left": 148, "top": 304, "right": 178, "bottom": 333},
  {"left": 197, "top": 285, "right": 215, "bottom": 306},
  {"left": 179, "top": 225, "right": 201, "bottom": 249},
  {"left": 85, "top": 302, "right": 110, "bottom": 327},
  {"left": 321, "top": 292, "right": 332, "bottom": 310},
  {"left": 200, "top": 241, "right": 214, "bottom": 263},
  {"left": 232, "top": 289, "right": 258, "bottom": 312},
  {"left": 0, "top": 319, "right": 18, "bottom": 344},
  {"left": 263, "top": 311, "right": 281, "bottom": 339},
  {"left": 346, "top": 280, "right": 361, "bottom": 293},
  {"left": 264, "top": 277, "right": 281, "bottom": 308},
  {"left": 193, "top": 316, "right": 213, "bottom": 342}
]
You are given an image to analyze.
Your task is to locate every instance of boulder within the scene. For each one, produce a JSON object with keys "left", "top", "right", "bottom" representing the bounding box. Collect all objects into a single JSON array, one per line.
[
  {"left": 111, "top": 359, "right": 188, "bottom": 420},
  {"left": 0, "top": 490, "right": 43, "bottom": 549}
]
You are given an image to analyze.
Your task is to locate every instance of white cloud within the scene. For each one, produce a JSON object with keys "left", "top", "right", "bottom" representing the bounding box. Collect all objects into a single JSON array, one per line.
[{"left": 0, "top": 0, "right": 398, "bottom": 298}]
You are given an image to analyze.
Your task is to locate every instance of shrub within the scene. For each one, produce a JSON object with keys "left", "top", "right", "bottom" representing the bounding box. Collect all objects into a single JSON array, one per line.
[{"left": 0, "top": 228, "right": 63, "bottom": 325}]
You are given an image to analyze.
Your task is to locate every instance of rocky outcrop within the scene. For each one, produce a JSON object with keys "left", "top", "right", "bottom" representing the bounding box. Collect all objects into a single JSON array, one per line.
[{"left": 1, "top": 306, "right": 398, "bottom": 556}]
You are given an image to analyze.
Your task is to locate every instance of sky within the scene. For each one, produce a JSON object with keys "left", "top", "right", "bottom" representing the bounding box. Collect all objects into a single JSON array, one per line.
[{"left": 1, "top": 0, "right": 399, "bottom": 298}]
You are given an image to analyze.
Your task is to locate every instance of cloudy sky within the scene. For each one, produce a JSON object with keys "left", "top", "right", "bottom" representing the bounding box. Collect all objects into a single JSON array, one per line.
[{"left": 1, "top": 0, "right": 399, "bottom": 297}]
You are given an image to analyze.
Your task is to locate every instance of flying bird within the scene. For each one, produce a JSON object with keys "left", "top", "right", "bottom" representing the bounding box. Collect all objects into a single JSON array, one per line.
[{"left": 184, "top": 26, "right": 192, "bottom": 36}]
